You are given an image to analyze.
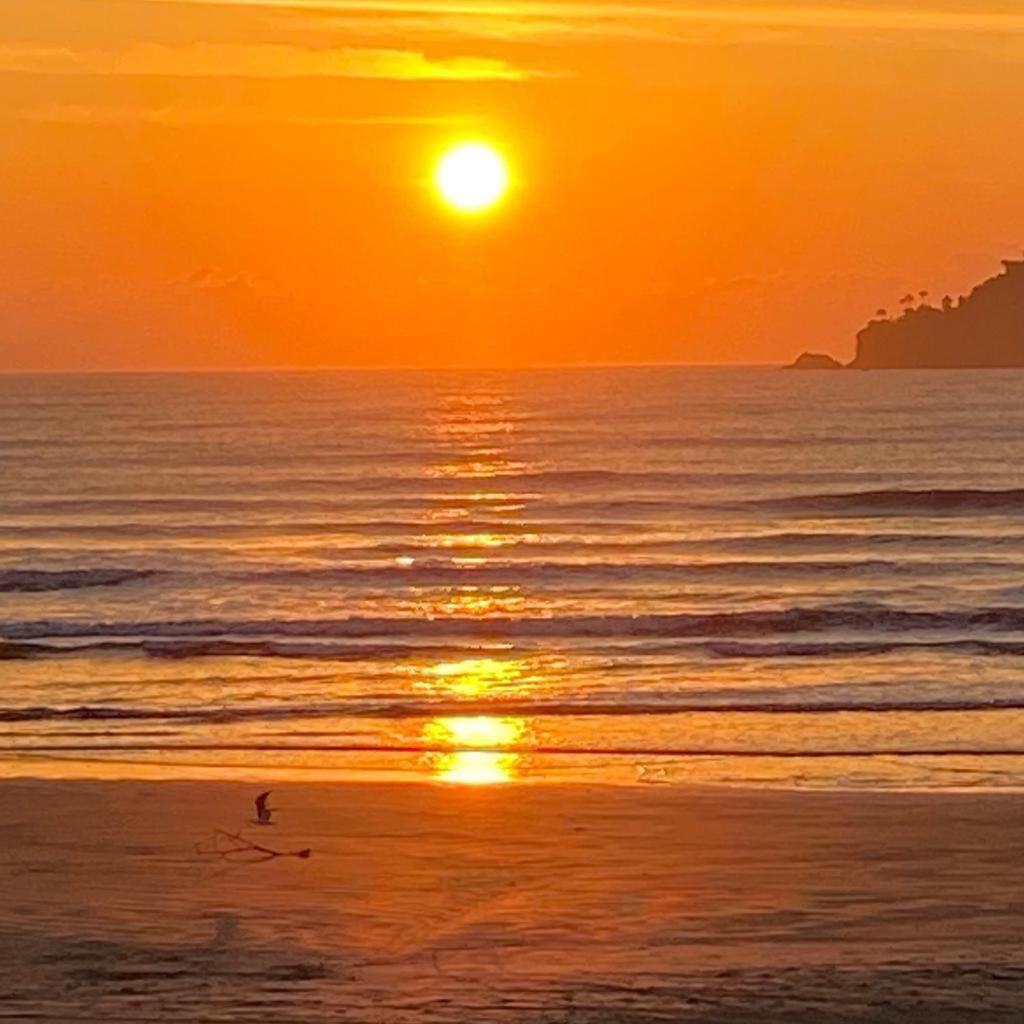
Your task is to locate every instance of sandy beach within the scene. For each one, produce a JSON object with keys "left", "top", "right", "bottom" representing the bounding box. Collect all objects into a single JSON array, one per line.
[{"left": 1, "top": 780, "right": 1022, "bottom": 1022}]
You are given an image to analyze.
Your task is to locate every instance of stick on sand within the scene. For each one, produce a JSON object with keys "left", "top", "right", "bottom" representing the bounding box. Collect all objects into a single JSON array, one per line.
[{"left": 195, "top": 828, "right": 312, "bottom": 862}]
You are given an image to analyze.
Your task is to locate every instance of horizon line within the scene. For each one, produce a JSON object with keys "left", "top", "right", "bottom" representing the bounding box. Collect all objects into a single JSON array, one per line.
[{"left": 0, "top": 360, "right": 782, "bottom": 377}]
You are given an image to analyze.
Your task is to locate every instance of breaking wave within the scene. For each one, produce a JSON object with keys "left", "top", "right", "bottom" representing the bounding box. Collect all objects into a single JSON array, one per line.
[
  {"left": 0, "top": 555, "right": 1018, "bottom": 596},
  {"left": 9, "top": 635, "right": 1024, "bottom": 662},
  {"left": 220, "top": 559, "right": 993, "bottom": 586},
  {"left": 754, "top": 488, "right": 1024, "bottom": 516},
  {"left": 8, "top": 602, "right": 1024, "bottom": 647},
  {"left": 0, "top": 569, "right": 155, "bottom": 593},
  {"left": 4, "top": 692, "right": 1024, "bottom": 724}
]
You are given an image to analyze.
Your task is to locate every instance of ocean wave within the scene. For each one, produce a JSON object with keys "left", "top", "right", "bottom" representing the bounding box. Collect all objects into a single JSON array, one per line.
[
  {"left": 0, "top": 556, "right": 1012, "bottom": 597},
  {"left": 702, "top": 638, "right": 1024, "bottom": 658},
  {"left": 7, "top": 740, "right": 1024, "bottom": 760},
  {"left": 0, "top": 495, "right": 522, "bottom": 515},
  {"left": 7, "top": 602, "right": 1024, "bottom": 645},
  {"left": 5, "top": 693, "right": 1024, "bottom": 724},
  {"left": 0, "top": 518, "right": 553, "bottom": 540},
  {"left": 754, "top": 488, "right": 1024, "bottom": 516},
  {"left": 220, "top": 558, "right": 986, "bottom": 586},
  {"left": 135, "top": 639, "right": 481, "bottom": 661},
  {"left": 8, "top": 635, "right": 1024, "bottom": 662},
  {"left": 0, "top": 569, "right": 155, "bottom": 593},
  {"left": 675, "top": 531, "right": 1024, "bottom": 553}
]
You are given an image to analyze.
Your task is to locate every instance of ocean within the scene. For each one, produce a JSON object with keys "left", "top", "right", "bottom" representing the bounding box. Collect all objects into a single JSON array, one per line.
[{"left": 3, "top": 365, "right": 1024, "bottom": 789}]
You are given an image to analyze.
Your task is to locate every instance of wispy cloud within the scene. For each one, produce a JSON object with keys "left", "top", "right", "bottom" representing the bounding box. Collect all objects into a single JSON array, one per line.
[
  {"left": 0, "top": 41, "right": 554, "bottom": 80},
  {"left": 137, "top": 0, "right": 1024, "bottom": 37},
  {"left": 19, "top": 104, "right": 476, "bottom": 126},
  {"left": 0, "top": 46, "right": 85, "bottom": 73}
]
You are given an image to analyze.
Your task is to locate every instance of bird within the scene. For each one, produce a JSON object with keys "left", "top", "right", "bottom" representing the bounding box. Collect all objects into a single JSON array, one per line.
[{"left": 252, "top": 790, "right": 274, "bottom": 826}]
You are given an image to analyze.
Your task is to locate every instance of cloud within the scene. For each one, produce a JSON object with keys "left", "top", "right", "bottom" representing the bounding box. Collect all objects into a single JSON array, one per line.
[
  {"left": 296, "top": 11, "right": 677, "bottom": 44},
  {"left": 18, "top": 104, "right": 477, "bottom": 127},
  {"left": 0, "top": 45, "right": 85, "bottom": 73},
  {"left": 84, "top": 2, "right": 1024, "bottom": 57},
  {"left": 177, "top": 266, "right": 278, "bottom": 295},
  {"left": 137, "top": 0, "right": 1024, "bottom": 39},
  {"left": 701, "top": 271, "right": 785, "bottom": 294},
  {"left": 0, "top": 41, "right": 556, "bottom": 81}
]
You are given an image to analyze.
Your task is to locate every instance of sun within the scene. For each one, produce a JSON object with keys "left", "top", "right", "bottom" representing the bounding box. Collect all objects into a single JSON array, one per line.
[{"left": 435, "top": 141, "right": 509, "bottom": 214}]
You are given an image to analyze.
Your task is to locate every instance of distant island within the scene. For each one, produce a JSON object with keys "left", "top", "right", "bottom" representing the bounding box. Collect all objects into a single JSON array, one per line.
[
  {"left": 789, "top": 258, "right": 1024, "bottom": 369},
  {"left": 788, "top": 352, "right": 844, "bottom": 370}
]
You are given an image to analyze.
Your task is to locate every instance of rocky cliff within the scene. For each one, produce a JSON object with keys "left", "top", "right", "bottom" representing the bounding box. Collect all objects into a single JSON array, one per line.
[{"left": 849, "top": 260, "right": 1024, "bottom": 369}]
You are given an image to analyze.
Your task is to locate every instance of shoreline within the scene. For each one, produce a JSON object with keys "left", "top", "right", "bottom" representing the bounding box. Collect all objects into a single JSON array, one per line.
[
  {"left": 6, "top": 759, "right": 1024, "bottom": 796},
  {"left": 4, "top": 745, "right": 1024, "bottom": 791}
]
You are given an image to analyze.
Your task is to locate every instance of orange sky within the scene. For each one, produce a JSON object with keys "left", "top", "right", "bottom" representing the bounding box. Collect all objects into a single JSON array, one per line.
[{"left": 2, "top": 0, "right": 1024, "bottom": 370}]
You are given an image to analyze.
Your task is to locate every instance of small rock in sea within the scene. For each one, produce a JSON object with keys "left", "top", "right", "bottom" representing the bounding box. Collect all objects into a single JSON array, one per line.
[{"left": 785, "top": 352, "right": 845, "bottom": 370}]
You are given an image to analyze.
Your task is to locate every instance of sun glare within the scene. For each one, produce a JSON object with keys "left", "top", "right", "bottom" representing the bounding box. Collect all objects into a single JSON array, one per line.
[
  {"left": 423, "top": 716, "right": 528, "bottom": 785},
  {"left": 435, "top": 141, "right": 509, "bottom": 213}
]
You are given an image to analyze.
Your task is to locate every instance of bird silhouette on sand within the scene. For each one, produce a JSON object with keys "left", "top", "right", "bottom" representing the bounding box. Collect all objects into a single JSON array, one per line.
[{"left": 252, "top": 791, "right": 275, "bottom": 826}]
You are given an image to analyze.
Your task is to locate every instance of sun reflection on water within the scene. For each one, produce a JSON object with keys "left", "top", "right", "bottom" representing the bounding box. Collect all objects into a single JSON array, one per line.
[
  {"left": 419, "top": 656, "right": 525, "bottom": 696},
  {"left": 433, "top": 533, "right": 514, "bottom": 548},
  {"left": 427, "top": 458, "right": 529, "bottom": 479},
  {"left": 429, "top": 749, "right": 520, "bottom": 785},
  {"left": 410, "top": 657, "right": 535, "bottom": 783},
  {"left": 411, "top": 388, "right": 542, "bottom": 783},
  {"left": 399, "top": 586, "right": 526, "bottom": 618},
  {"left": 423, "top": 715, "right": 529, "bottom": 785}
]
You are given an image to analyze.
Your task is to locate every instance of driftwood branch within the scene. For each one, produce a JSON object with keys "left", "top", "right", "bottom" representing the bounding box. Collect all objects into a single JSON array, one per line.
[{"left": 195, "top": 828, "right": 312, "bottom": 862}]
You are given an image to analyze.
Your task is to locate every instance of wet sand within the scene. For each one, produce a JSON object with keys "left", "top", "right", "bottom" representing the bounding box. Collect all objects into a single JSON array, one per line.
[{"left": 1, "top": 780, "right": 1023, "bottom": 1022}]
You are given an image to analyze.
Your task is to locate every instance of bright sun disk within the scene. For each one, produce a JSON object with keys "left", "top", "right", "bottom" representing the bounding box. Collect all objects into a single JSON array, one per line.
[{"left": 435, "top": 142, "right": 509, "bottom": 213}]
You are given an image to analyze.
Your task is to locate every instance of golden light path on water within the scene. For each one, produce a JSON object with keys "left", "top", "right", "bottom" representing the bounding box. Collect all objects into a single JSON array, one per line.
[
  {"left": 424, "top": 714, "right": 529, "bottom": 785},
  {"left": 414, "top": 386, "right": 537, "bottom": 784},
  {"left": 414, "top": 658, "right": 533, "bottom": 785}
]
